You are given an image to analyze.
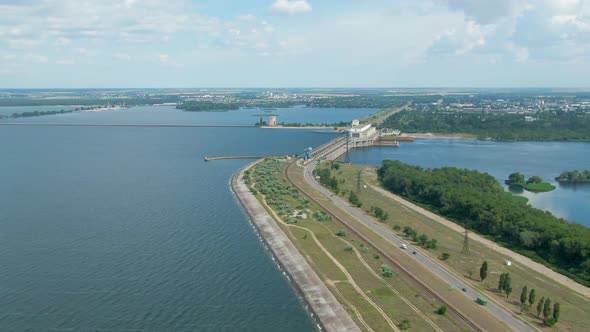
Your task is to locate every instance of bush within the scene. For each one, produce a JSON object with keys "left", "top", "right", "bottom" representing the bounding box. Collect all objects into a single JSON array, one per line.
[
  {"left": 380, "top": 264, "right": 393, "bottom": 277},
  {"left": 374, "top": 254, "right": 380, "bottom": 260},
  {"left": 348, "top": 191, "right": 362, "bottom": 207},
  {"left": 544, "top": 317, "right": 556, "bottom": 327},
  {"left": 398, "top": 319, "right": 411, "bottom": 330},
  {"left": 393, "top": 224, "right": 401, "bottom": 231},
  {"left": 441, "top": 252, "right": 450, "bottom": 260},
  {"left": 436, "top": 305, "right": 447, "bottom": 315},
  {"left": 344, "top": 246, "right": 354, "bottom": 253},
  {"left": 336, "top": 230, "right": 347, "bottom": 237}
]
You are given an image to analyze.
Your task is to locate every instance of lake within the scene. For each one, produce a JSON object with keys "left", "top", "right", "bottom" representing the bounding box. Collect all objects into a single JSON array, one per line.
[
  {"left": 340, "top": 139, "right": 590, "bottom": 226},
  {"left": 0, "top": 107, "right": 349, "bottom": 331},
  {"left": 0, "top": 105, "right": 376, "bottom": 125}
]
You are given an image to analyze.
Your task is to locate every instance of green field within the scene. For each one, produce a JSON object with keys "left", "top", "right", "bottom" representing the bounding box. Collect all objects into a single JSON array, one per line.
[
  {"left": 315, "top": 161, "right": 590, "bottom": 332},
  {"left": 524, "top": 182, "right": 557, "bottom": 192},
  {"left": 248, "top": 159, "right": 468, "bottom": 332}
]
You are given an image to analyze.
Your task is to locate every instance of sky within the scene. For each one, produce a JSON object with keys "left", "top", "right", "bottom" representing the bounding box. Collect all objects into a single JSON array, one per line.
[{"left": 0, "top": 0, "right": 589, "bottom": 88}]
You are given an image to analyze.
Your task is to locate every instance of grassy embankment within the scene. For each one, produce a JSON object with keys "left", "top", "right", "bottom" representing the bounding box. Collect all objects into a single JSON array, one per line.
[
  {"left": 248, "top": 159, "right": 468, "bottom": 332},
  {"left": 524, "top": 182, "right": 557, "bottom": 193},
  {"left": 315, "top": 161, "right": 590, "bottom": 332}
]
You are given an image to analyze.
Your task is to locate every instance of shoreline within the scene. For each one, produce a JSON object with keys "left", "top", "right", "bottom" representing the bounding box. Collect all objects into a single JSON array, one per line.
[
  {"left": 400, "top": 132, "right": 475, "bottom": 139},
  {"left": 231, "top": 160, "right": 359, "bottom": 332}
]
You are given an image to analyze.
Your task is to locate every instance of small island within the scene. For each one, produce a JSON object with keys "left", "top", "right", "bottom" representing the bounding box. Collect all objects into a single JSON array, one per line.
[
  {"left": 555, "top": 170, "right": 590, "bottom": 184},
  {"left": 505, "top": 173, "right": 556, "bottom": 193}
]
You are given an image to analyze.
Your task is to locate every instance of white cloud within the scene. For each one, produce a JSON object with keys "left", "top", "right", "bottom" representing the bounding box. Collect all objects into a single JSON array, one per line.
[
  {"left": 55, "top": 59, "right": 75, "bottom": 65},
  {"left": 270, "top": 0, "right": 312, "bottom": 15},
  {"left": 158, "top": 53, "right": 182, "bottom": 67},
  {"left": 28, "top": 54, "right": 49, "bottom": 63},
  {"left": 113, "top": 53, "right": 132, "bottom": 60}
]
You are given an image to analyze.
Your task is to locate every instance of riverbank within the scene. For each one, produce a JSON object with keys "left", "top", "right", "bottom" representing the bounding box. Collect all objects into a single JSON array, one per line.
[
  {"left": 231, "top": 161, "right": 359, "bottom": 332},
  {"left": 399, "top": 132, "right": 476, "bottom": 139}
]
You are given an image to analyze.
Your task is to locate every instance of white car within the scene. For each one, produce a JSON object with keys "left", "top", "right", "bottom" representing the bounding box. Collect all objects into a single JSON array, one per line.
[{"left": 401, "top": 244, "right": 407, "bottom": 250}]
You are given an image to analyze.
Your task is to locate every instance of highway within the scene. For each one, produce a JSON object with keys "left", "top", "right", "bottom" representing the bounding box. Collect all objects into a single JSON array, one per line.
[{"left": 302, "top": 144, "right": 535, "bottom": 332}]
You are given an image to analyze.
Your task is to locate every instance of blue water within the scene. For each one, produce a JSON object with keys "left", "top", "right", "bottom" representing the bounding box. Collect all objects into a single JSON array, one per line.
[
  {"left": 0, "top": 105, "right": 375, "bottom": 125},
  {"left": 341, "top": 139, "right": 590, "bottom": 226},
  {"left": 0, "top": 105, "right": 80, "bottom": 116},
  {"left": 0, "top": 107, "right": 351, "bottom": 331}
]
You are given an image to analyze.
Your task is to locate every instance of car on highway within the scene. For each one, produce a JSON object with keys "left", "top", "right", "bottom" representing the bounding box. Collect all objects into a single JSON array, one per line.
[{"left": 400, "top": 244, "right": 407, "bottom": 250}]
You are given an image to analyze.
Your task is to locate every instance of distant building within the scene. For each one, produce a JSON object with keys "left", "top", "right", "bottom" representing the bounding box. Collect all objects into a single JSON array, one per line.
[
  {"left": 352, "top": 119, "right": 360, "bottom": 127},
  {"left": 348, "top": 123, "right": 377, "bottom": 139},
  {"left": 268, "top": 116, "right": 277, "bottom": 126}
]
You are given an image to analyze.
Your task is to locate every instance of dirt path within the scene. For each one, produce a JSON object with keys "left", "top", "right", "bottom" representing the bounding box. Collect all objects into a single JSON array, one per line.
[
  {"left": 369, "top": 184, "right": 590, "bottom": 299},
  {"left": 339, "top": 238, "right": 444, "bottom": 332},
  {"left": 259, "top": 192, "right": 401, "bottom": 332}
]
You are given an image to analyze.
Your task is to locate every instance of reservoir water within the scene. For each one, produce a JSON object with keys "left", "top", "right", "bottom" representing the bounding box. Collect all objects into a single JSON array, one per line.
[
  {"left": 0, "top": 107, "right": 349, "bottom": 331},
  {"left": 0, "top": 105, "right": 376, "bottom": 126},
  {"left": 341, "top": 139, "right": 590, "bottom": 226}
]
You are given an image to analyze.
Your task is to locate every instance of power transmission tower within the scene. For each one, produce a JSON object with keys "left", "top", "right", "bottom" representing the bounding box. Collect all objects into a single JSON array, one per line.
[
  {"left": 356, "top": 170, "right": 362, "bottom": 194},
  {"left": 344, "top": 134, "right": 350, "bottom": 163},
  {"left": 462, "top": 222, "right": 470, "bottom": 255}
]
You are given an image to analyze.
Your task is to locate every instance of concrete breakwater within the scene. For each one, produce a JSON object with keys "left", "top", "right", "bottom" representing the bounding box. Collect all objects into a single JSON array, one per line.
[{"left": 231, "top": 161, "right": 359, "bottom": 332}]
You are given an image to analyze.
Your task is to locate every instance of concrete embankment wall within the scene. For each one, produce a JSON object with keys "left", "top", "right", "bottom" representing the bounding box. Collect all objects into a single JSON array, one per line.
[{"left": 231, "top": 161, "right": 360, "bottom": 332}]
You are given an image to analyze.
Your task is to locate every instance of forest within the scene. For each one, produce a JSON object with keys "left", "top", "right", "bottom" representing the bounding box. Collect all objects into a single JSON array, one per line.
[
  {"left": 381, "top": 109, "right": 590, "bottom": 141},
  {"left": 378, "top": 160, "right": 590, "bottom": 286},
  {"left": 555, "top": 170, "right": 590, "bottom": 183}
]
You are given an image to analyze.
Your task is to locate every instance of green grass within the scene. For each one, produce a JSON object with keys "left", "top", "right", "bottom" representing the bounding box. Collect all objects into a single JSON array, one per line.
[
  {"left": 316, "top": 161, "right": 590, "bottom": 332},
  {"left": 250, "top": 159, "right": 466, "bottom": 332},
  {"left": 524, "top": 182, "right": 557, "bottom": 192}
]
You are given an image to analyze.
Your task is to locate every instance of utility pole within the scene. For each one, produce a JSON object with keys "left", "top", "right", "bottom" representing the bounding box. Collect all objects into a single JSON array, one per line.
[
  {"left": 344, "top": 133, "right": 350, "bottom": 163},
  {"left": 356, "top": 170, "right": 362, "bottom": 194},
  {"left": 462, "top": 221, "right": 470, "bottom": 255}
]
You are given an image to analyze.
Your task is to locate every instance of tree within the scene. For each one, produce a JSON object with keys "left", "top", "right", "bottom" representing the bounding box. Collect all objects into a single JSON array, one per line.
[
  {"left": 505, "top": 284, "right": 513, "bottom": 298},
  {"left": 436, "top": 305, "right": 447, "bottom": 315},
  {"left": 520, "top": 286, "right": 528, "bottom": 305},
  {"left": 441, "top": 252, "right": 450, "bottom": 260},
  {"left": 505, "top": 172, "right": 525, "bottom": 187},
  {"left": 543, "top": 298, "right": 552, "bottom": 320},
  {"left": 536, "top": 297, "right": 545, "bottom": 318},
  {"left": 528, "top": 288, "right": 536, "bottom": 306},
  {"left": 498, "top": 273, "right": 506, "bottom": 291},
  {"left": 503, "top": 274, "right": 512, "bottom": 296},
  {"left": 348, "top": 191, "right": 362, "bottom": 207},
  {"left": 527, "top": 175, "right": 544, "bottom": 184},
  {"left": 553, "top": 302, "right": 560, "bottom": 322},
  {"left": 480, "top": 261, "right": 488, "bottom": 281}
]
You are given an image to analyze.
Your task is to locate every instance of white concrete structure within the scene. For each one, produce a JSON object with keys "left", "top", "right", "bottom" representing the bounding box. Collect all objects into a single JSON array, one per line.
[
  {"left": 348, "top": 123, "right": 377, "bottom": 139},
  {"left": 268, "top": 116, "right": 277, "bottom": 126},
  {"left": 352, "top": 119, "right": 360, "bottom": 127}
]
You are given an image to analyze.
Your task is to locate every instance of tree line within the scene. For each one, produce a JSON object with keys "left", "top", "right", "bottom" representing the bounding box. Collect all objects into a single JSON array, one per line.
[
  {"left": 555, "top": 170, "right": 590, "bottom": 183},
  {"left": 378, "top": 160, "right": 590, "bottom": 285},
  {"left": 381, "top": 109, "right": 590, "bottom": 141}
]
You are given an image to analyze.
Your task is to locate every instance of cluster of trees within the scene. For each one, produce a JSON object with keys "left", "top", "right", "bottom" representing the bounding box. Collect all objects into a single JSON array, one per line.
[
  {"left": 8, "top": 109, "right": 74, "bottom": 118},
  {"left": 505, "top": 173, "right": 555, "bottom": 192},
  {"left": 313, "top": 168, "right": 340, "bottom": 193},
  {"left": 402, "top": 226, "right": 438, "bottom": 249},
  {"left": 381, "top": 109, "right": 590, "bottom": 141},
  {"left": 307, "top": 96, "right": 407, "bottom": 109},
  {"left": 179, "top": 99, "right": 300, "bottom": 112},
  {"left": 378, "top": 160, "right": 590, "bottom": 285},
  {"left": 370, "top": 206, "right": 389, "bottom": 221},
  {"left": 555, "top": 170, "right": 590, "bottom": 183}
]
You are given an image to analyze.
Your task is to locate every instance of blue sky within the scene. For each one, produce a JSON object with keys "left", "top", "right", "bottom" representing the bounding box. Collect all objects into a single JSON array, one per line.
[{"left": 0, "top": 0, "right": 589, "bottom": 88}]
